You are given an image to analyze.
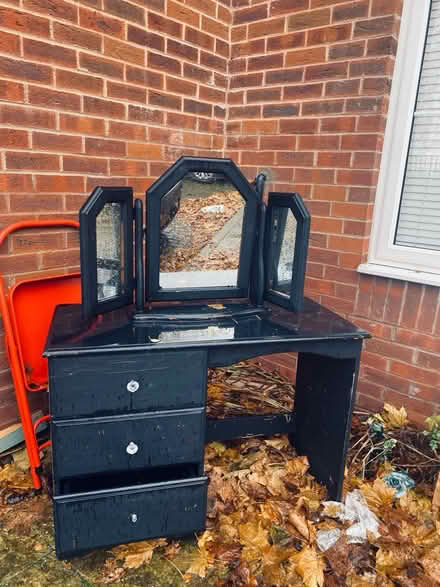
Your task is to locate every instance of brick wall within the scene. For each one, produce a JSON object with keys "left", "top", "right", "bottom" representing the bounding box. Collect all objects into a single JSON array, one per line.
[{"left": 0, "top": 0, "right": 438, "bottom": 428}]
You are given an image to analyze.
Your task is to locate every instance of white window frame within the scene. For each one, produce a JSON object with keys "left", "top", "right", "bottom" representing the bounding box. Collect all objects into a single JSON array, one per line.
[{"left": 358, "top": 0, "right": 440, "bottom": 287}]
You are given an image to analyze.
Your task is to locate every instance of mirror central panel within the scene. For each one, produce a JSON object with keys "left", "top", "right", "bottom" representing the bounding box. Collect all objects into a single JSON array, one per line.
[{"left": 159, "top": 172, "right": 244, "bottom": 289}]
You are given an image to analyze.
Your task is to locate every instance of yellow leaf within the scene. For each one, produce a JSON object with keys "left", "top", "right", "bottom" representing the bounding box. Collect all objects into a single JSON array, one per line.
[
  {"left": 264, "top": 436, "right": 291, "bottom": 451},
  {"left": 0, "top": 464, "right": 33, "bottom": 490},
  {"left": 184, "top": 546, "right": 214, "bottom": 580},
  {"left": 285, "top": 456, "right": 310, "bottom": 478},
  {"left": 288, "top": 510, "right": 311, "bottom": 540},
  {"left": 382, "top": 403, "right": 408, "bottom": 429},
  {"left": 421, "top": 545, "right": 440, "bottom": 583},
  {"left": 433, "top": 473, "right": 440, "bottom": 519},
  {"left": 111, "top": 538, "right": 167, "bottom": 569},
  {"left": 360, "top": 479, "right": 395, "bottom": 511},
  {"left": 291, "top": 546, "right": 325, "bottom": 587}
]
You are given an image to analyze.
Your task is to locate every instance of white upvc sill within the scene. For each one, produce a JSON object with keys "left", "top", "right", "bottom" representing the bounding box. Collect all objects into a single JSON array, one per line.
[{"left": 358, "top": 263, "right": 440, "bottom": 287}]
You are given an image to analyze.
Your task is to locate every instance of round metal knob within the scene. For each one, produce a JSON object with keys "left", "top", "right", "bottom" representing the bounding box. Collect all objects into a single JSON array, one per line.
[
  {"left": 126, "top": 441, "right": 139, "bottom": 455},
  {"left": 127, "top": 380, "right": 139, "bottom": 393},
  {"left": 130, "top": 513, "right": 138, "bottom": 523}
]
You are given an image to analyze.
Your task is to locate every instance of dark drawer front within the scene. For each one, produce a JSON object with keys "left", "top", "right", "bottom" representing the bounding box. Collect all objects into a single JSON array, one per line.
[
  {"left": 49, "top": 350, "right": 207, "bottom": 418},
  {"left": 54, "top": 477, "right": 207, "bottom": 558},
  {"left": 52, "top": 409, "right": 205, "bottom": 479}
]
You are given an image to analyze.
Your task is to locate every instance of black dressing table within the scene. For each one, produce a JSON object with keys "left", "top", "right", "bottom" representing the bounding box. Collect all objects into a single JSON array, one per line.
[{"left": 45, "top": 157, "right": 369, "bottom": 558}]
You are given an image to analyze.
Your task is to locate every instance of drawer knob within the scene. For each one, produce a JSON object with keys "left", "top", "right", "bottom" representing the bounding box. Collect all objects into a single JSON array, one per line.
[
  {"left": 130, "top": 513, "right": 138, "bottom": 523},
  {"left": 127, "top": 380, "right": 139, "bottom": 393},
  {"left": 126, "top": 441, "right": 139, "bottom": 455}
]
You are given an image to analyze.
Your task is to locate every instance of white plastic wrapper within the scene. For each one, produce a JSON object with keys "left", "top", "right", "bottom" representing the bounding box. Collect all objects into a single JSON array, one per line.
[
  {"left": 317, "top": 529, "right": 341, "bottom": 552},
  {"left": 201, "top": 204, "right": 225, "bottom": 214},
  {"left": 322, "top": 490, "right": 380, "bottom": 544}
]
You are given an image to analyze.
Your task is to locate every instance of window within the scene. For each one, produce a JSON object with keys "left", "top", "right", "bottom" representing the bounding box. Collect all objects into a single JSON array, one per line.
[{"left": 359, "top": 0, "right": 440, "bottom": 286}]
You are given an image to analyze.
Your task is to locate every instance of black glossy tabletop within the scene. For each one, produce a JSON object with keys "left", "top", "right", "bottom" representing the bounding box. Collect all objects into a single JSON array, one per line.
[{"left": 44, "top": 299, "right": 369, "bottom": 357}]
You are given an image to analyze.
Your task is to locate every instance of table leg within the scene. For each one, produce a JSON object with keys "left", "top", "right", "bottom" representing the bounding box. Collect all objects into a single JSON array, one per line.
[{"left": 291, "top": 350, "right": 360, "bottom": 501}]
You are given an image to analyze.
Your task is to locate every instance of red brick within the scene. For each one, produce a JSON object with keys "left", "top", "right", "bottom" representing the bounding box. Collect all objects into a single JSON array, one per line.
[
  {"left": 110, "top": 160, "right": 148, "bottom": 176},
  {"left": 0, "top": 174, "right": 34, "bottom": 192},
  {"left": 54, "top": 22, "right": 102, "bottom": 51},
  {"left": 346, "top": 97, "right": 385, "bottom": 113},
  {"left": 249, "top": 53, "right": 284, "bottom": 71},
  {"left": 300, "top": 135, "right": 340, "bottom": 150},
  {"left": 241, "top": 151, "right": 276, "bottom": 166},
  {"left": 326, "top": 79, "right": 360, "bottom": 96},
  {"left": 302, "top": 99, "right": 344, "bottom": 115},
  {"left": 168, "top": 38, "right": 198, "bottom": 62},
  {"left": 0, "top": 6, "right": 50, "bottom": 38},
  {"left": 168, "top": 0, "right": 199, "bottom": 26},
  {"left": 329, "top": 41, "right": 365, "bottom": 60},
  {"left": 6, "top": 151, "right": 59, "bottom": 171},
  {"left": 353, "top": 152, "right": 380, "bottom": 169},
  {"left": 395, "top": 329, "right": 440, "bottom": 354},
  {"left": 24, "top": 38, "right": 77, "bottom": 68},
  {"left": 417, "top": 286, "right": 439, "bottom": 333},
  {"left": 64, "top": 156, "right": 107, "bottom": 175},
  {"left": 79, "top": 52, "right": 123, "bottom": 79},
  {"left": 248, "top": 17, "right": 284, "bottom": 39},
  {"left": 307, "top": 23, "right": 351, "bottom": 45},
  {"left": 41, "top": 249, "right": 80, "bottom": 269},
  {"left": 271, "top": 0, "right": 308, "bottom": 16},
  {"left": 86, "top": 138, "right": 125, "bottom": 157},
  {"left": 11, "top": 231, "right": 65, "bottom": 254},
  {"left": 333, "top": 1, "right": 368, "bottom": 22},
  {"left": 200, "top": 51, "right": 227, "bottom": 72},
  {"left": 391, "top": 361, "right": 439, "bottom": 388},
  {"left": 336, "top": 169, "right": 377, "bottom": 186},
  {"left": 148, "top": 11, "right": 181, "bottom": 37},
  {"left": 148, "top": 52, "right": 181, "bottom": 75},
  {"left": 321, "top": 117, "right": 356, "bottom": 132},
  {"left": 104, "top": 37, "right": 145, "bottom": 65},
  {"left": 129, "top": 105, "right": 164, "bottom": 124},
  {"left": 23, "top": 0, "right": 78, "bottom": 23},
  {"left": 233, "top": 4, "right": 267, "bottom": 24},
  {"left": 312, "top": 217, "right": 343, "bottom": 233},
  {"left": 84, "top": 96, "right": 125, "bottom": 119},
  {"left": 167, "top": 76, "right": 197, "bottom": 97},
  {"left": 0, "top": 105, "right": 56, "bottom": 129},
  {"left": 56, "top": 69, "right": 103, "bottom": 95},
  {"left": 0, "top": 253, "right": 39, "bottom": 275},
  {"left": 107, "top": 81, "right": 146, "bottom": 103},
  {"left": 306, "top": 62, "right": 348, "bottom": 81},
  {"left": 185, "top": 26, "right": 214, "bottom": 51},
  {"left": 350, "top": 57, "right": 391, "bottom": 77},
  {"left": 247, "top": 87, "right": 281, "bottom": 102},
  {"left": 0, "top": 129, "right": 28, "bottom": 149},
  {"left": 230, "top": 72, "right": 263, "bottom": 89},
  {"left": 126, "top": 66, "right": 163, "bottom": 89},
  {"left": 184, "top": 98, "right": 212, "bottom": 117},
  {"left": 0, "top": 56, "right": 52, "bottom": 84},
  {"left": 354, "top": 16, "right": 397, "bottom": 38},
  {"left": 127, "top": 25, "right": 163, "bottom": 51},
  {"left": 371, "top": 0, "right": 403, "bottom": 17},
  {"left": 60, "top": 113, "right": 106, "bottom": 136},
  {"left": 367, "top": 36, "right": 398, "bottom": 56},
  {"left": 202, "top": 15, "right": 228, "bottom": 39},
  {"left": 401, "top": 282, "right": 422, "bottom": 330},
  {"left": 0, "top": 80, "right": 24, "bottom": 102},
  {"left": 104, "top": 0, "right": 144, "bottom": 24},
  {"left": 280, "top": 118, "right": 318, "bottom": 134},
  {"left": 0, "top": 31, "right": 20, "bottom": 56},
  {"left": 266, "top": 68, "right": 303, "bottom": 85},
  {"left": 149, "top": 90, "right": 182, "bottom": 111},
  {"left": 242, "top": 120, "right": 278, "bottom": 134},
  {"left": 109, "top": 121, "right": 146, "bottom": 141},
  {"left": 227, "top": 135, "right": 259, "bottom": 149},
  {"left": 167, "top": 112, "right": 197, "bottom": 131},
  {"left": 341, "top": 134, "right": 380, "bottom": 150},
  {"left": 127, "top": 143, "right": 162, "bottom": 159},
  {"left": 199, "top": 85, "right": 225, "bottom": 102},
  {"left": 417, "top": 351, "right": 440, "bottom": 372},
  {"left": 296, "top": 168, "right": 334, "bottom": 184},
  {"left": 317, "top": 152, "right": 351, "bottom": 167},
  {"left": 35, "top": 175, "right": 84, "bottom": 193},
  {"left": 267, "top": 32, "right": 304, "bottom": 52},
  {"left": 357, "top": 115, "right": 386, "bottom": 132},
  {"left": 80, "top": 7, "right": 124, "bottom": 37},
  {"left": 260, "top": 135, "right": 296, "bottom": 150},
  {"left": 33, "top": 131, "right": 82, "bottom": 153},
  {"left": 288, "top": 8, "right": 330, "bottom": 31},
  {"left": 286, "top": 47, "right": 326, "bottom": 67},
  {"left": 263, "top": 103, "right": 298, "bottom": 118},
  {"left": 363, "top": 77, "right": 391, "bottom": 95}
]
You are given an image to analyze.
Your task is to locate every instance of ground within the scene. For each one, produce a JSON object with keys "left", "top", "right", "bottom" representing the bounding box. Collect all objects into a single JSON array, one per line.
[{"left": 0, "top": 362, "right": 439, "bottom": 586}]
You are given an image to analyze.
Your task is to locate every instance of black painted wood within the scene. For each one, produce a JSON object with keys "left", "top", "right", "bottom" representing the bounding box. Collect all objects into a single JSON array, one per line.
[
  {"left": 52, "top": 409, "right": 205, "bottom": 479},
  {"left": 206, "top": 413, "right": 295, "bottom": 442},
  {"left": 49, "top": 349, "right": 207, "bottom": 419},
  {"left": 54, "top": 476, "right": 208, "bottom": 559},
  {"left": 291, "top": 347, "right": 361, "bottom": 501}
]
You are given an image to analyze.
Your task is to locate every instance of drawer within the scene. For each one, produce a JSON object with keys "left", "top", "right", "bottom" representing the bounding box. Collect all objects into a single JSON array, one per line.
[
  {"left": 52, "top": 408, "right": 205, "bottom": 479},
  {"left": 49, "top": 349, "right": 207, "bottom": 419},
  {"left": 54, "top": 473, "right": 208, "bottom": 558}
]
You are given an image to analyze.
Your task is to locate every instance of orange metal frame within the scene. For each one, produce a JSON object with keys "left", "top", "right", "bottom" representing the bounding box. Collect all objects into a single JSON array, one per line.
[{"left": 0, "top": 220, "right": 81, "bottom": 489}]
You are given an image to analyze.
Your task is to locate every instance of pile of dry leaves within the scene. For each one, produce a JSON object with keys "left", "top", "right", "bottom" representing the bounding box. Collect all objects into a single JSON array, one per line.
[{"left": 2, "top": 362, "right": 440, "bottom": 586}]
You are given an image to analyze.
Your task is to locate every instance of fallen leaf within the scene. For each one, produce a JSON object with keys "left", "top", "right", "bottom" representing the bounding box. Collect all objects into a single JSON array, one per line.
[
  {"left": 111, "top": 538, "right": 167, "bottom": 569},
  {"left": 288, "top": 510, "right": 311, "bottom": 540},
  {"left": 0, "top": 464, "right": 34, "bottom": 491},
  {"left": 360, "top": 479, "right": 395, "bottom": 511},
  {"left": 184, "top": 546, "right": 214, "bottom": 580},
  {"left": 291, "top": 545, "right": 326, "bottom": 587},
  {"left": 432, "top": 473, "right": 440, "bottom": 519},
  {"left": 421, "top": 545, "right": 440, "bottom": 583},
  {"left": 381, "top": 403, "right": 408, "bottom": 429}
]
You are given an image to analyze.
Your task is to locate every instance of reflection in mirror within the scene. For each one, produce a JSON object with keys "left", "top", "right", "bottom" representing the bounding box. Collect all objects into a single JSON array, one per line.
[
  {"left": 96, "top": 202, "right": 123, "bottom": 301},
  {"left": 159, "top": 172, "right": 244, "bottom": 289},
  {"left": 269, "top": 208, "right": 297, "bottom": 296}
]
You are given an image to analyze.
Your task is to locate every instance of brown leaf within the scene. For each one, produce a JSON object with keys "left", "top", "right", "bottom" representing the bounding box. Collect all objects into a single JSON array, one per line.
[
  {"left": 432, "top": 473, "right": 440, "bottom": 519},
  {"left": 111, "top": 538, "right": 167, "bottom": 569},
  {"left": 0, "top": 464, "right": 34, "bottom": 491},
  {"left": 288, "top": 510, "right": 311, "bottom": 541},
  {"left": 291, "top": 545, "right": 326, "bottom": 587},
  {"left": 381, "top": 403, "right": 408, "bottom": 429},
  {"left": 184, "top": 546, "right": 214, "bottom": 580},
  {"left": 360, "top": 479, "right": 395, "bottom": 511},
  {"left": 421, "top": 545, "right": 440, "bottom": 584}
]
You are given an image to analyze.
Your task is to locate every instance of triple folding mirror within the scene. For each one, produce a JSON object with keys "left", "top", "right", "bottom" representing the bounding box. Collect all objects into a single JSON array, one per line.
[{"left": 80, "top": 157, "right": 310, "bottom": 319}]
